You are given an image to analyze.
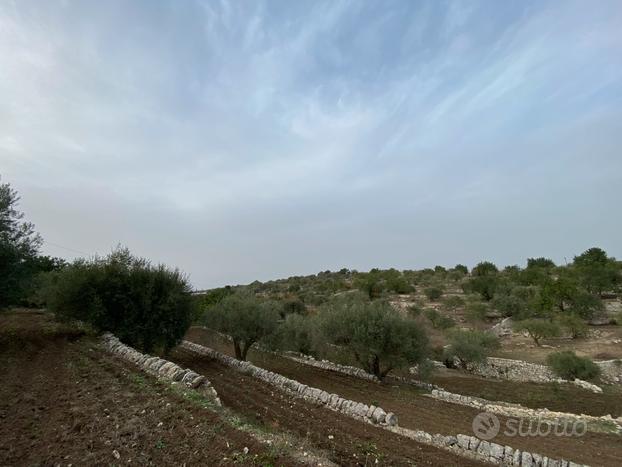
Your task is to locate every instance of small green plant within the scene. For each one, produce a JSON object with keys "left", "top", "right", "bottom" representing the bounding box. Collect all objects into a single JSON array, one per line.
[{"left": 547, "top": 351, "right": 600, "bottom": 381}]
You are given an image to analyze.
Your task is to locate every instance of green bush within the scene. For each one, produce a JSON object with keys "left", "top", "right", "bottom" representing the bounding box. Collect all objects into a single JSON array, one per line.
[
  {"left": 442, "top": 295, "right": 465, "bottom": 312},
  {"left": 424, "top": 308, "right": 455, "bottom": 329},
  {"left": 443, "top": 330, "right": 500, "bottom": 369},
  {"left": 281, "top": 297, "right": 307, "bottom": 317},
  {"left": 547, "top": 351, "right": 600, "bottom": 381},
  {"left": 558, "top": 313, "right": 588, "bottom": 339},
  {"left": 48, "top": 248, "right": 194, "bottom": 353},
  {"left": 465, "top": 301, "right": 489, "bottom": 322},
  {"left": 424, "top": 286, "right": 444, "bottom": 301}
]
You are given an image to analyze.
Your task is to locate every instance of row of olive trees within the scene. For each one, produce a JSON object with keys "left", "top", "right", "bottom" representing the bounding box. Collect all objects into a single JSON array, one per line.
[{"left": 203, "top": 291, "right": 430, "bottom": 380}]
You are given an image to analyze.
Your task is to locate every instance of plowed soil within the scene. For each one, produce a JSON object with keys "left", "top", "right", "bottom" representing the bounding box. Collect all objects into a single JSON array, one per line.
[
  {"left": 169, "top": 346, "right": 484, "bottom": 466},
  {"left": 185, "top": 327, "right": 622, "bottom": 467},
  {"left": 0, "top": 311, "right": 298, "bottom": 466}
]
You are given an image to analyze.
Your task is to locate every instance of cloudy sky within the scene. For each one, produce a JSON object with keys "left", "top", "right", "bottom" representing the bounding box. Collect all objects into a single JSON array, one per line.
[{"left": 1, "top": 0, "right": 621, "bottom": 288}]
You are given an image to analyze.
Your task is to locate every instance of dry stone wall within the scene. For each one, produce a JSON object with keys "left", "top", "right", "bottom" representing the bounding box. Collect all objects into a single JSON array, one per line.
[
  {"left": 452, "top": 357, "right": 606, "bottom": 392},
  {"left": 180, "top": 340, "right": 397, "bottom": 426},
  {"left": 390, "top": 426, "right": 587, "bottom": 467},
  {"left": 429, "top": 389, "right": 622, "bottom": 434},
  {"left": 282, "top": 351, "right": 381, "bottom": 382},
  {"left": 101, "top": 333, "right": 220, "bottom": 405}
]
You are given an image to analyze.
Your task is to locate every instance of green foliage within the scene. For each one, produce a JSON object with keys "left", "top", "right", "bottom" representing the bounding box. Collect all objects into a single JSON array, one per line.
[
  {"left": 443, "top": 330, "right": 500, "bottom": 368},
  {"left": 272, "top": 313, "right": 316, "bottom": 355},
  {"left": 354, "top": 272, "right": 384, "bottom": 299},
  {"left": 442, "top": 295, "right": 465, "bottom": 312},
  {"left": 204, "top": 291, "right": 280, "bottom": 360},
  {"left": 48, "top": 248, "right": 194, "bottom": 353},
  {"left": 513, "top": 318, "right": 561, "bottom": 346},
  {"left": 424, "top": 308, "right": 455, "bottom": 329},
  {"left": 465, "top": 301, "right": 489, "bottom": 322},
  {"left": 573, "top": 247, "right": 620, "bottom": 295},
  {"left": 454, "top": 264, "right": 469, "bottom": 274},
  {"left": 195, "top": 286, "right": 233, "bottom": 308},
  {"left": 547, "top": 351, "right": 600, "bottom": 381},
  {"left": 491, "top": 286, "right": 535, "bottom": 319},
  {"left": 319, "top": 293, "right": 428, "bottom": 380},
  {"left": 424, "top": 286, "right": 444, "bottom": 301},
  {"left": 281, "top": 297, "right": 307, "bottom": 317},
  {"left": 0, "top": 181, "right": 43, "bottom": 307},
  {"left": 558, "top": 313, "right": 588, "bottom": 339},
  {"left": 472, "top": 261, "right": 498, "bottom": 276},
  {"left": 527, "top": 257, "right": 556, "bottom": 269}
]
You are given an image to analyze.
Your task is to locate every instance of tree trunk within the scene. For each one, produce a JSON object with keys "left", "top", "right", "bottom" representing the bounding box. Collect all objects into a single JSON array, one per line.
[
  {"left": 233, "top": 339, "right": 242, "bottom": 360},
  {"left": 371, "top": 355, "right": 381, "bottom": 379},
  {"left": 241, "top": 340, "right": 255, "bottom": 361}
]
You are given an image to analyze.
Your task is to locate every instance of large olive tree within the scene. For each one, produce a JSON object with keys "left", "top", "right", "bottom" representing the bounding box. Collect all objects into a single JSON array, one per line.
[{"left": 319, "top": 293, "right": 428, "bottom": 380}]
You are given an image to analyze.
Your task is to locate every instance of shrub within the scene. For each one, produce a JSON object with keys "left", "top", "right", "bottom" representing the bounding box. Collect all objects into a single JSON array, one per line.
[
  {"left": 547, "top": 351, "right": 600, "bottom": 381},
  {"left": 443, "top": 330, "right": 500, "bottom": 369},
  {"left": 442, "top": 295, "right": 465, "bottom": 312},
  {"left": 48, "top": 248, "right": 194, "bottom": 353},
  {"left": 424, "top": 308, "right": 455, "bottom": 329},
  {"left": 465, "top": 301, "right": 489, "bottom": 322},
  {"left": 558, "top": 313, "right": 588, "bottom": 339},
  {"left": 204, "top": 291, "right": 280, "bottom": 360},
  {"left": 424, "top": 286, "right": 444, "bottom": 301},
  {"left": 281, "top": 297, "right": 307, "bottom": 317},
  {"left": 513, "top": 319, "right": 561, "bottom": 346},
  {"left": 319, "top": 293, "right": 428, "bottom": 380}
]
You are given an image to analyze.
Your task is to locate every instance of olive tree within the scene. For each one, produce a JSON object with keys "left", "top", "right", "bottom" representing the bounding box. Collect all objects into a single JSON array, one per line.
[
  {"left": 319, "top": 293, "right": 428, "bottom": 380},
  {"left": 443, "top": 330, "right": 500, "bottom": 369},
  {"left": 49, "top": 248, "right": 195, "bottom": 353},
  {"left": 513, "top": 318, "right": 561, "bottom": 346},
  {"left": 204, "top": 292, "right": 280, "bottom": 360}
]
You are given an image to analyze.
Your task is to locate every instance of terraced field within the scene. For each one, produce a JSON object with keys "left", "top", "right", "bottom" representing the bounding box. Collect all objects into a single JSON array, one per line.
[{"left": 184, "top": 327, "right": 622, "bottom": 467}]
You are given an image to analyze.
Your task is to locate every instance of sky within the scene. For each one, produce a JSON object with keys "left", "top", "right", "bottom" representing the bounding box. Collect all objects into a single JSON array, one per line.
[{"left": 1, "top": 0, "right": 621, "bottom": 289}]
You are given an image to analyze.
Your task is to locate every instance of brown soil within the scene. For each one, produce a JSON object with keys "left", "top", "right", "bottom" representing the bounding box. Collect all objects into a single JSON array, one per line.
[
  {"left": 185, "top": 327, "right": 622, "bottom": 467},
  {"left": 168, "top": 346, "right": 485, "bottom": 467},
  {"left": 0, "top": 311, "right": 298, "bottom": 466}
]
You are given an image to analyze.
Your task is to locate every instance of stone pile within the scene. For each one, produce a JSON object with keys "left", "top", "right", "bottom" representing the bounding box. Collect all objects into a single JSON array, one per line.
[
  {"left": 180, "top": 341, "right": 397, "bottom": 426},
  {"left": 101, "top": 333, "right": 220, "bottom": 405}
]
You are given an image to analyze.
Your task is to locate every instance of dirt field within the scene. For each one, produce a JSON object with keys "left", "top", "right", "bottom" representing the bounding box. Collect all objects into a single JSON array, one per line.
[
  {"left": 1, "top": 311, "right": 485, "bottom": 467},
  {"left": 185, "top": 327, "right": 622, "bottom": 467},
  {"left": 0, "top": 311, "right": 300, "bottom": 466},
  {"left": 168, "top": 345, "right": 483, "bottom": 466}
]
